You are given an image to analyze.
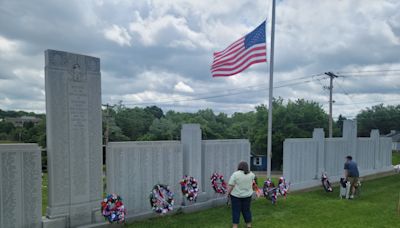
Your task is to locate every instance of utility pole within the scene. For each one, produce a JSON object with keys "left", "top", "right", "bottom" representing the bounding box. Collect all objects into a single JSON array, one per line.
[
  {"left": 324, "top": 72, "right": 338, "bottom": 138},
  {"left": 102, "top": 104, "right": 112, "bottom": 145}
]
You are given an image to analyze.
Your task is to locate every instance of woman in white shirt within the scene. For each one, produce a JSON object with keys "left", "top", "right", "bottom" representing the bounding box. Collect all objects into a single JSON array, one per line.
[{"left": 227, "top": 161, "right": 255, "bottom": 228}]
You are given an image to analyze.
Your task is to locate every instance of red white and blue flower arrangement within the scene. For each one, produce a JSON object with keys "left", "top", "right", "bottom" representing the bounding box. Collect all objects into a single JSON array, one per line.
[
  {"left": 262, "top": 177, "right": 290, "bottom": 204},
  {"left": 263, "top": 178, "right": 278, "bottom": 204},
  {"left": 210, "top": 172, "right": 227, "bottom": 194},
  {"left": 278, "top": 177, "right": 290, "bottom": 198},
  {"left": 101, "top": 193, "right": 126, "bottom": 223},
  {"left": 149, "top": 184, "right": 174, "bottom": 214},
  {"left": 180, "top": 175, "right": 199, "bottom": 202}
]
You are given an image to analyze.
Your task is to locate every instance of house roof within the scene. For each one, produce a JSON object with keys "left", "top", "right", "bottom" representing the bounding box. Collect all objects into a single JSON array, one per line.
[
  {"left": 250, "top": 153, "right": 266, "bottom": 157},
  {"left": 386, "top": 131, "right": 400, "bottom": 142}
]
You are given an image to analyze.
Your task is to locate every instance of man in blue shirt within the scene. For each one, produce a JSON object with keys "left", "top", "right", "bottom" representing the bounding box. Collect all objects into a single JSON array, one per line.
[{"left": 344, "top": 155, "right": 359, "bottom": 199}]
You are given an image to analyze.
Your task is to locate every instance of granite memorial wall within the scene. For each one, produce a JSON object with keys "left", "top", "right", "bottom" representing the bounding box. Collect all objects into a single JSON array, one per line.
[
  {"left": 283, "top": 120, "right": 393, "bottom": 191},
  {"left": 106, "top": 124, "right": 251, "bottom": 220},
  {"left": 106, "top": 141, "right": 183, "bottom": 215},
  {"left": 0, "top": 144, "right": 42, "bottom": 228}
]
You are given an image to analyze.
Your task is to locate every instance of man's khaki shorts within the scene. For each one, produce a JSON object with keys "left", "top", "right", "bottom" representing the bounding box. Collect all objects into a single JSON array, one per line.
[{"left": 347, "top": 177, "right": 359, "bottom": 188}]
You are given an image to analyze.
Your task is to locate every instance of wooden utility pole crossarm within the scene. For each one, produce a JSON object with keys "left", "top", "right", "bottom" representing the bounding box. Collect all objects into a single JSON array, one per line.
[{"left": 324, "top": 72, "right": 338, "bottom": 138}]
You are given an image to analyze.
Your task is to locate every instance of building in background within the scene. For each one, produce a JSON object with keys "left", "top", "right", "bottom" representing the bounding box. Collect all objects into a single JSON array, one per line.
[
  {"left": 4, "top": 116, "right": 41, "bottom": 127},
  {"left": 250, "top": 153, "right": 267, "bottom": 171},
  {"left": 386, "top": 130, "right": 400, "bottom": 151}
]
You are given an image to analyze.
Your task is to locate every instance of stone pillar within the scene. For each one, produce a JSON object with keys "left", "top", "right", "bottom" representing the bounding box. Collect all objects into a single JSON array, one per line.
[
  {"left": 313, "top": 128, "right": 325, "bottom": 178},
  {"left": 45, "top": 50, "right": 102, "bottom": 227},
  {"left": 370, "top": 129, "right": 380, "bottom": 169},
  {"left": 342, "top": 120, "right": 357, "bottom": 160},
  {"left": 0, "top": 144, "right": 42, "bottom": 228},
  {"left": 181, "top": 124, "right": 202, "bottom": 189}
]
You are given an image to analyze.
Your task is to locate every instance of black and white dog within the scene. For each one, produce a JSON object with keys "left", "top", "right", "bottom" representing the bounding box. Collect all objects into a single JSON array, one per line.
[{"left": 339, "top": 178, "right": 351, "bottom": 199}]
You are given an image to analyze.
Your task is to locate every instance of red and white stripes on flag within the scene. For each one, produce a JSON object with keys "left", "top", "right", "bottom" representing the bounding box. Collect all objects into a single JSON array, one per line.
[{"left": 211, "top": 21, "right": 267, "bottom": 77}]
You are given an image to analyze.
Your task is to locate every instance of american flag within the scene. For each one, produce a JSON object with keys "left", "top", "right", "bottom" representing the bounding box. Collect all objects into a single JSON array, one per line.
[{"left": 211, "top": 21, "right": 267, "bottom": 77}]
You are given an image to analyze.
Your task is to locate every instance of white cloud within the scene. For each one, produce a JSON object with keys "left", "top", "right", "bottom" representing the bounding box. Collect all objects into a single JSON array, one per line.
[
  {"left": 0, "top": 0, "right": 400, "bottom": 117},
  {"left": 103, "top": 24, "right": 132, "bottom": 46},
  {"left": 174, "top": 81, "right": 194, "bottom": 93},
  {"left": 129, "top": 12, "right": 212, "bottom": 49},
  {"left": 0, "top": 36, "right": 18, "bottom": 58}
]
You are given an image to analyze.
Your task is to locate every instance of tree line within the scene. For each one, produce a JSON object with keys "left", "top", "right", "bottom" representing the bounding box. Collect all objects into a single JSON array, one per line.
[{"left": 1, "top": 99, "right": 399, "bottom": 170}]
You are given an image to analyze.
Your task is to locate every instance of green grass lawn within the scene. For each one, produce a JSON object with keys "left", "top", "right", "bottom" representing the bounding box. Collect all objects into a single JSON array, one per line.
[
  {"left": 393, "top": 151, "right": 400, "bottom": 165},
  {"left": 0, "top": 140, "right": 17, "bottom": 143},
  {"left": 128, "top": 175, "right": 400, "bottom": 227}
]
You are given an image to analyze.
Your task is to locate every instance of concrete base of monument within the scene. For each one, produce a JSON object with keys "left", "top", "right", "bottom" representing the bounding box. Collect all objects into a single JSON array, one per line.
[
  {"left": 92, "top": 209, "right": 104, "bottom": 223},
  {"left": 181, "top": 197, "right": 227, "bottom": 213},
  {"left": 78, "top": 222, "right": 124, "bottom": 228},
  {"left": 194, "top": 192, "right": 209, "bottom": 202},
  {"left": 42, "top": 209, "right": 104, "bottom": 228},
  {"left": 80, "top": 195, "right": 229, "bottom": 227},
  {"left": 42, "top": 216, "right": 67, "bottom": 228}
]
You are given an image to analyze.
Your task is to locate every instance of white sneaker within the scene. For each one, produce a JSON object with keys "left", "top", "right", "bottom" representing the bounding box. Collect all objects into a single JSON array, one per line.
[{"left": 349, "top": 195, "right": 354, "bottom": 199}]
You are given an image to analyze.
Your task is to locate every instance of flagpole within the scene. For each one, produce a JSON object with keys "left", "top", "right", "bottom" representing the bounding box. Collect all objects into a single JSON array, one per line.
[{"left": 267, "top": 0, "right": 276, "bottom": 179}]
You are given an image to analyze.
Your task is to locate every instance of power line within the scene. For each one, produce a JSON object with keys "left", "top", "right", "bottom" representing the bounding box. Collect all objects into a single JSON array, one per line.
[
  {"left": 122, "top": 75, "right": 328, "bottom": 106},
  {"left": 335, "top": 69, "right": 400, "bottom": 74},
  {"left": 116, "top": 74, "right": 325, "bottom": 106},
  {"left": 106, "top": 68, "right": 400, "bottom": 116},
  {"left": 332, "top": 99, "right": 400, "bottom": 106},
  {"left": 335, "top": 78, "right": 398, "bottom": 129},
  {"left": 335, "top": 80, "right": 366, "bottom": 110},
  {"left": 340, "top": 73, "right": 400, "bottom": 78}
]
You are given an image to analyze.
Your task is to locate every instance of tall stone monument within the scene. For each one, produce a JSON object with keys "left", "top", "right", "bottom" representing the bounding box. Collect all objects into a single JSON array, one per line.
[{"left": 45, "top": 50, "right": 102, "bottom": 227}]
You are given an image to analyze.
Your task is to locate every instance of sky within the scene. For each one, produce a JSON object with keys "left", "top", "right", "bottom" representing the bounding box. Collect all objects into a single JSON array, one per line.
[{"left": 0, "top": 0, "right": 399, "bottom": 119}]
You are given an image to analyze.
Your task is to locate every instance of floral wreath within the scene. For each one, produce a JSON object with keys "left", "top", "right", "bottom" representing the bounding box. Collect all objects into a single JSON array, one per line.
[
  {"left": 210, "top": 172, "right": 227, "bottom": 194},
  {"left": 263, "top": 179, "right": 278, "bottom": 204},
  {"left": 180, "top": 175, "right": 199, "bottom": 202},
  {"left": 101, "top": 193, "right": 126, "bottom": 223},
  {"left": 278, "top": 177, "right": 290, "bottom": 198},
  {"left": 149, "top": 184, "right": 174, "bottom": 214}
]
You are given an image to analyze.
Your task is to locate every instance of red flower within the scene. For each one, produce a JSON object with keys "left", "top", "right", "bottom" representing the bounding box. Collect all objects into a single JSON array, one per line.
[{"left": 115, "top": 201, "right": 122, "bottom": 207}]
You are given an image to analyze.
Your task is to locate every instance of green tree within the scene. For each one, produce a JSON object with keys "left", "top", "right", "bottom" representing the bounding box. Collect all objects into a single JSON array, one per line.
[
  {"left": 102, "top": 107, "right": 129, "bottom": 142},
  {"left": 227, "top": 111, "right": 255, "bottom": 139},
  {"left": 115, "top": 107, "right": 156, "bottom": 140},
  {"left": 144, "top": 118, "right": 179, "bottom": 140},
  {"left": 0, "top": 122, "right": 15, "bottom": 135},
  {"left": 144, "top": 106, "right": 164, "bottom": 119},
  {"left": 249, "top": 98, "right": 330, "bottom": 169},
  {"left": 357, "top": 104, "right": 400, "bottom": 136}
]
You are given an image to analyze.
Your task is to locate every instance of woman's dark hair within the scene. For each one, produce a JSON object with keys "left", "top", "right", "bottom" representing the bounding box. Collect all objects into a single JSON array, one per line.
[
  {"left": 237, "top": 161, "right": 250, "bottom": 174},
  {"left": 346, "top": 155, "right": 352, "bottom": 160}
]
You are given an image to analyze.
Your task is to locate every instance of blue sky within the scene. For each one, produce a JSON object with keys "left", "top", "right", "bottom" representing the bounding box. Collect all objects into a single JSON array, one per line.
[{"left": 0, "top": 0, "right": 399, "bottom": 118}]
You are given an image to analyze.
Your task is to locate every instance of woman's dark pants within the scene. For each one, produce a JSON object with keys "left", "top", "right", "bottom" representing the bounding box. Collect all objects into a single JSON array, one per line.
[{"left": 230, "top": 195, "right": 252, "bottom": 224}]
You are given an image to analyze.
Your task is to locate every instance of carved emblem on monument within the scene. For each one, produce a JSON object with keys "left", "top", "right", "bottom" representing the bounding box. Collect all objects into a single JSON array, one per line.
[{"left": 69, "top": 64, "right": 87, "bottom": 82}]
